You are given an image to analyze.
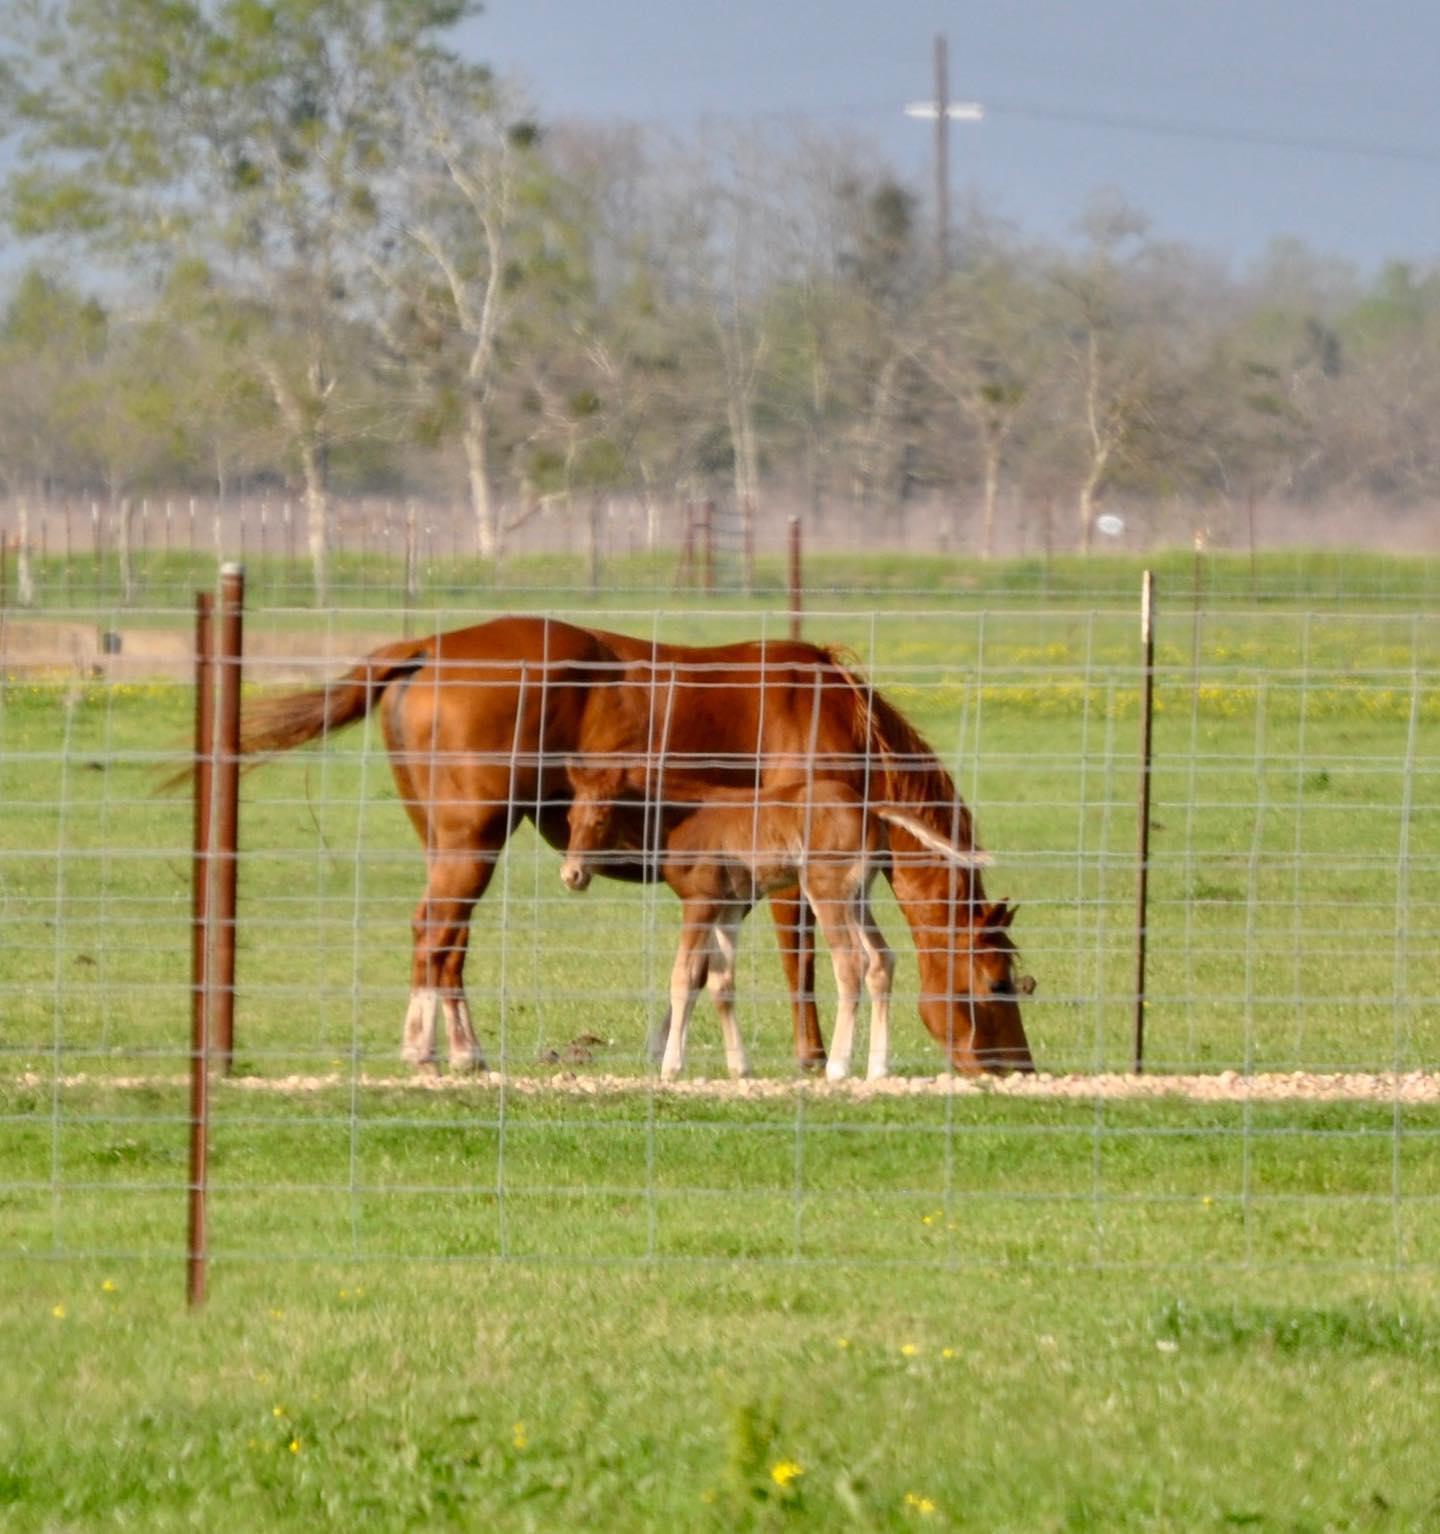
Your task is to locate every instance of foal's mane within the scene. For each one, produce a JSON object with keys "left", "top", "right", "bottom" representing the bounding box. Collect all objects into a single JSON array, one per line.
[{"left": 819, "top": 647, "right": 978, "bottom": 854}]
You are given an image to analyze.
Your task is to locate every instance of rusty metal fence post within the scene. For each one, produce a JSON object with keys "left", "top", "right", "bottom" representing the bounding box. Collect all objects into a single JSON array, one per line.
[
  {"left": 1132, "top": 569, "right": 1156, "bottom": 1074},
  {"left": 187, "top": 592, "right": 215, "bottom": 1308},
  {"left": 210, "top": 563, "right": 245, "bottom": 1076},
  {"left": 788, "top": 516, "right": 803, "bottom": 640}
]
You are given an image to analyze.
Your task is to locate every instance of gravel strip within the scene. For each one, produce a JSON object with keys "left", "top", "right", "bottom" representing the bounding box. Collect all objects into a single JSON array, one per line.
[{"left": 11, "top": 1069, "right": 1440, "bottom": 1104}]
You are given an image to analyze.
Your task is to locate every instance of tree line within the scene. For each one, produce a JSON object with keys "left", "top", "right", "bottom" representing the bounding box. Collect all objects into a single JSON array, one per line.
[{"left": 2, "top": 1, "right": 1436, "bottom": 597}]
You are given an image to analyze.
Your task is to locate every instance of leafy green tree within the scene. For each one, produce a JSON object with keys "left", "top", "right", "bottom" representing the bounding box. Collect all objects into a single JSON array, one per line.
[{"left": 2, "top": 0, "right": 483, "bottom": 597}]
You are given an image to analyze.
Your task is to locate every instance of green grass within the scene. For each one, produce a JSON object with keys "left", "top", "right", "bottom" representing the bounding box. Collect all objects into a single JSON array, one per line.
[
  {"left": 10, "top": 544, "right": 1440, "bottom": 615},
  {"left": 3, "top": 1081, "right": 1440, "bottom": 1529},
  {"left": 2, "top": 563, "right": 1438, "bottom": 1528}
]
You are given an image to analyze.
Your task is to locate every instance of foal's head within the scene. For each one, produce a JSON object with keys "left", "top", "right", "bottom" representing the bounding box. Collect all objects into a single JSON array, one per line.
[{"left": 560, "top": 762, "right": 627, "bottom": 892}]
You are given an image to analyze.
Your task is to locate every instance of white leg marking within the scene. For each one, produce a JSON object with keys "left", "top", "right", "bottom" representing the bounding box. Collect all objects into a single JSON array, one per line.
[
  {"left": 707, "top": 916, "right": 750, "bottom": 1079},
  {"left": 822, "top": 905, "right": 863, "bottom": 1083},
  {"left": 661, "top": 939, "right": 707, "bottom": 1082},
  {"left": 402, "top": 987, "right": 441, "bottom": 1070},
  {"left": 444, "top": 996, "right": 486, "bottom": 1073},
  {"left": 862, "top": 913, "right": 896, "bottom": 1081}
]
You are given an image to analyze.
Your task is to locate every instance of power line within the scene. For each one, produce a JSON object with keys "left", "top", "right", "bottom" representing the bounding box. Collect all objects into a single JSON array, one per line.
[
  {"left": 676, "top": 94, "right": 1440, "bottom": 169},
  {"left": 982, "top": 98, "right": 1440, "bottom": 168}
]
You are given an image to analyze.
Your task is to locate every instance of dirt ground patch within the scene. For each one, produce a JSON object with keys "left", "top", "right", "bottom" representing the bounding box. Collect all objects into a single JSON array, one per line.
[{"left": 14, "top": 1069, "right": 1440, "bottom": 1104}]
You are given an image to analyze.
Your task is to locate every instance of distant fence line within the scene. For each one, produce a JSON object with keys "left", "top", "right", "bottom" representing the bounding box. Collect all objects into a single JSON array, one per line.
[{"left": 2, "top": 491, "right": 1440, "bottom": 610}]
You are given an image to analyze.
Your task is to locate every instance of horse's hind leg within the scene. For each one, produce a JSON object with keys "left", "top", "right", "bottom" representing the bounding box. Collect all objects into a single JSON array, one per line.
[
  {"left": 660, "top": 900, "right": 718, "bottom": 1082},
  {"left": 407, "top": 817, "right": 508, "bottom": 1074},
  {"left": 769, "top": 887, "right": 826, "bottom": 1073}
]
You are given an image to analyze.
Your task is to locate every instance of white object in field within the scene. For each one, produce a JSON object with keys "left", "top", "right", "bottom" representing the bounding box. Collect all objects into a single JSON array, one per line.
[{"left": 1096, "top": 513, "right": 1125, "bottom": 538}]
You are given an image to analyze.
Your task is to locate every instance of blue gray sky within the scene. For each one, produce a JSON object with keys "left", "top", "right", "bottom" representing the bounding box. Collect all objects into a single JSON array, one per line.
[{"left": 464, "top": 0, "right": 1440, "bottom": 273}]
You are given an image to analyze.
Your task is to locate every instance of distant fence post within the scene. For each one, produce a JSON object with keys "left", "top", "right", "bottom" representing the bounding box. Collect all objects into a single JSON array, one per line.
[
  {"left": 210, "top": 563, "right": 245, "bottom": 1076},
  {"left": 701, "top": 500, "right": 715, "bottom": 594},
  {"left": 678, "top": 501, "right": 696, "bottom": 588},
  {"left": 788, "top": 516, "right": 803, "bottom": 640},
  {"left": 1132, "top": 569, "right": 1156, "bottom": 1074},
  {"left": 404, "top": 502, "right": 418, "bottom": 636},
  {"left": 188, "top": 591, "right": 215, "bottom": 1308}
]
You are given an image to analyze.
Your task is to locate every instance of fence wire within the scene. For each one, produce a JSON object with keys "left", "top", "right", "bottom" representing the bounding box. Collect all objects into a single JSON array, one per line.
[{"left": 0, "top": 590, "right": 1436, "bottom": 1277}]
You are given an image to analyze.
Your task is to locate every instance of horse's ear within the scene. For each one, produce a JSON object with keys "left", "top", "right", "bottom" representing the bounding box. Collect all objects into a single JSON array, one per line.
[{"left": 986, "top": 901, "right": 1018, "bottom": 930}]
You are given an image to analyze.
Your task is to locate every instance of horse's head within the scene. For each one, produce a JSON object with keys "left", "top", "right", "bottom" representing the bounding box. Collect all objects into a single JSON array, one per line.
[
  {"left": 952, "top": 901, "right": 1037, "bottom": 1073},
  {"left": 560, "top": 761, "right": 627, "bottom": 892}
]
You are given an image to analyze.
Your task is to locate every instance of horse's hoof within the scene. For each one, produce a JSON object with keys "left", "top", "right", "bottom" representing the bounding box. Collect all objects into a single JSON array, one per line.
[
  {"left": 450, "top": 1053, "right": 487, "bottom": 1077},
  {"left": 825, "top": 1066, "right": 850, "bottom": 1084},
  {"left": 798, "top": 1055, "right": 828, "bottom": 1075}
]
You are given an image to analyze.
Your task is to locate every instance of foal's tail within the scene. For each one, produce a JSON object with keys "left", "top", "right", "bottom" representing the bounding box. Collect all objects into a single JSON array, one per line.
[
  {"left": 237, "top": 637, "right": 435, "bottom": 759},
  {"left": 875, "top": 808, "right": 992, "bottom": 869}
]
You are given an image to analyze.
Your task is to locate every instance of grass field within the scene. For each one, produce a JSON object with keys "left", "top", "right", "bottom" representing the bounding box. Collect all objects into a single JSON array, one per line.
[
  {"left": 3, "top": 1084, "right": 1439, "bottom": 1529},
  {"left": 1, "top": 552, "right": 1437, "bottom": 1528}
]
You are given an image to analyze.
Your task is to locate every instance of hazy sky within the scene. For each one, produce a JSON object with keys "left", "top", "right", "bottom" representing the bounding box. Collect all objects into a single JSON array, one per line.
[{"left": 463, "top": 0, "right": 1440, "bottom": 273}]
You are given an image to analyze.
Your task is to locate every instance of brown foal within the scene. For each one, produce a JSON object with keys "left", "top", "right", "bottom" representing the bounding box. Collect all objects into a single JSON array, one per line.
[{"left": 561, "top": 765, "right": 990, "bottom": 1081}]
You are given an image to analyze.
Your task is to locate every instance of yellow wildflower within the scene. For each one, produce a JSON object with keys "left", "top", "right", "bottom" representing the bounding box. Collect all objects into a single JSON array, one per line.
[
  {"left": 512, "top": 1421, "right": 527, "bottom": 1450},
  {"left": 51, "top": 1304, "right": 66, "bottom": 1320},
  {"left": 289, "top": 1438, "right": 301, "bottom": 1454},
  {"left": 100, "top": 1279, "right": 117, "bottom": 1294},
  {"left": 904, "top": 1491, "right": 938, "bottom": 1516},
  {"left": 770, "top": 1459, "right": 803, "bottom": 1488},
  {"left": 900, "top": 1342, "right": 920, "bottom": 1357}
]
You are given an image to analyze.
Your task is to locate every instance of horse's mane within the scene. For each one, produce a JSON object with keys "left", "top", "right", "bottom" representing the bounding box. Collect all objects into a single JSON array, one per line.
[{"left": 819, "top": 646, "right": 978, "bottom": 853}]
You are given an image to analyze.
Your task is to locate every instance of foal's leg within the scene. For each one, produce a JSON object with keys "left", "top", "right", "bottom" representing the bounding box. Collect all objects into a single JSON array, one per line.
[
  {"left": 856, "top": 897, "right": 896, "bottom": 1081},
  {"left": 705, "top": 906, "right": 751, "bottom": 1079},
  {"left": 769, "top": 888, "right": 826, "bottom": 1073},
  {"left": 810, "top": 894, "right": 865, "bottom": 1084},
  {"left": 407, "top": 815, "right": 508, "bottom": 1073},
  {"left": 660, "top": 899, "right": 719, "bottom": 1082}
]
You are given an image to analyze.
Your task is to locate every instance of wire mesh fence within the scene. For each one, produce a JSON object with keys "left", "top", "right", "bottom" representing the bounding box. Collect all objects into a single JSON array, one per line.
[{"left": 1, "top": 579, "right": 1436, "bottom": 1283}]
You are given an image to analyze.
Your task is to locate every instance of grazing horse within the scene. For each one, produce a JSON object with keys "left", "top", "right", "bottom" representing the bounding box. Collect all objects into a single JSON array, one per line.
[
  {"left": 561, "top": 763, "right": 992, "bottom": 1082},
  {"left": 235, "top": 615, "right": 1036, "bottom": 1074}
]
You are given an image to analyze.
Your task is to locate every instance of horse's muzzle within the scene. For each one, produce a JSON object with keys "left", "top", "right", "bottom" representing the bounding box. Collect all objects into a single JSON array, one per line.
[{"left": 560, "top": 862, "right": 591, "bottom": 892}]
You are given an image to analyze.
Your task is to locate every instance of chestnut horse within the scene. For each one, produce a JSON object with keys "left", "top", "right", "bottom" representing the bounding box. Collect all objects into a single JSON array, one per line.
[
  {"left": 561, "top": 766, "right": 992, "bottom": 1083},
  {"left": 236, "top": 614, "right": 1036, "bottom": 1074}
]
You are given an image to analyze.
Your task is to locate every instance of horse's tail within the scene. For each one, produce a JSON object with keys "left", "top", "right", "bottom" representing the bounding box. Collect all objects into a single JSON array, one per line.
[
  {"left": 238, "top": 636, "right": 435, "bottom": 759},
  {"left": 160, "top": 635, "right": 434, "bottom": 793}
]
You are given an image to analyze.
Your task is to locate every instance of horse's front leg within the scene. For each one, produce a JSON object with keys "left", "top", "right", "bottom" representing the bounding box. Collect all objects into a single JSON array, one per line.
[
  {"left": 809, "top": 895, "right": 863, "bottom": 1083},
  {"left": 857, "top": 897, "right": 896, "bottom": 1081},
  {"left": 705, "top": 906, "right": 751, "bottom": 1079}
]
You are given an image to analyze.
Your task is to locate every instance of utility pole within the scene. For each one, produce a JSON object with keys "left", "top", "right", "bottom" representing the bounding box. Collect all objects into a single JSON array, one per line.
[
  {"left": 904, "top": 35, "right": 984, "bottom": 285},
  {"left": 934, "top": 34, "right": 949, "bottom": 282}
]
